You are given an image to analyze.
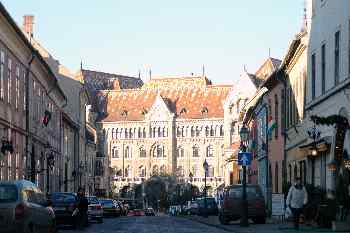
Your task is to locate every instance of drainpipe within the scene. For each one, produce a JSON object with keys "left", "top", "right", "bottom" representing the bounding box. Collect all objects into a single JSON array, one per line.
[{"left": 25, "top": 53, "right": 35, "bottom": 182}]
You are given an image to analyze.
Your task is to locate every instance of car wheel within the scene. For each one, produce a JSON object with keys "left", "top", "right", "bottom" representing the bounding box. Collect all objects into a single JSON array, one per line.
[
  {"left": 219, "top": 213, "right": 229, "bottom": 225},
  {"left": 252, "top": 217, "right": 266, "bottom": 224}
]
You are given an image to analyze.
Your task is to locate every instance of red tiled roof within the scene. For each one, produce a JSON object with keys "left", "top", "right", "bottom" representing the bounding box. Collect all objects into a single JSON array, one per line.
[{"left": 101, "top": 78, "right": 231, "bottom": 122}]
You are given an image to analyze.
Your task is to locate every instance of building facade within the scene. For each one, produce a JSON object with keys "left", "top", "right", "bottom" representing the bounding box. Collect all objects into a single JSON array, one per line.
[{"left": 98, "top": 77, "right": 230, "bottom": 195}]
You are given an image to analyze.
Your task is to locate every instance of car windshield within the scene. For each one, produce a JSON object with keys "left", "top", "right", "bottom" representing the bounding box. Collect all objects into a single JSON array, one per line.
[
  {"left": 0, "top": 184, "right": 17, "bottom": 203},
  {"left": 51, "top": 193, "right": 76, "bottom": 203},
  {"left": 88, "top": 197, "right": 99, "bottom": 204},
  {"left": 228, "top": 186, "right": 263, "bottom": 199}
]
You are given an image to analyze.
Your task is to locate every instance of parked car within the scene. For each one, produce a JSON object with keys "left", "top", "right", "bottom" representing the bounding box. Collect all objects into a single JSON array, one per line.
[
  {"left": 99, "top": 199, "right": 121, "bottom": 217},
  {"left": 196, "top": 198, "right": 218, "bottom": 216},
  {"left": 87, "top": 196, "right": 103, "bottom": 223},
  {"left": 128, "top": 209, "right": 144, "bottom": 216},
  {"left": 219, "top": 184, "right": 266, "bottom": 225},
  {"left": 0, "top": 180, "right": 56, "bottom": 233},
  {"left": 51, "top": 192, "right": 78, "bottom": 227},
  {"left": 145, "top": 207, "right": 155, "bottom": 216}
]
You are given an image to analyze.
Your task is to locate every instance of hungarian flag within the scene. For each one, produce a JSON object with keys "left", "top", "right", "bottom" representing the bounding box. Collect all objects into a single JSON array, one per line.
[{"left": 267, "top": 116, "right": 277, "bottom": 135}]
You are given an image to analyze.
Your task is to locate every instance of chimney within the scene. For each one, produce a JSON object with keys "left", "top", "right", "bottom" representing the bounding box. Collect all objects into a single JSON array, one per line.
[{"left": 23, "top": 15, "right": 34, "bottom": 37}]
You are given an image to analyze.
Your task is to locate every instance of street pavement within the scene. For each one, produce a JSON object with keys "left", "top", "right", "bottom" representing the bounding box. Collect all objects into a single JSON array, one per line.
[{"left": 58, "top": 215, "right": 229, "bottom": 233}]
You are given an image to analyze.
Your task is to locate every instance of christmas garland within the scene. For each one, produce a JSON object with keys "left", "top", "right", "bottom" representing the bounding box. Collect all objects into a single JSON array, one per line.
[{"left": 310, "top": 115, "right": 350, "bottom": 128}]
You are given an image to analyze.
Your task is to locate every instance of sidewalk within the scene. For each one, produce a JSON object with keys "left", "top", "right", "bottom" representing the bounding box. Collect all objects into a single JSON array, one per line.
[{"left": 180, "top": 215, "right": 347, "bottom": 233}]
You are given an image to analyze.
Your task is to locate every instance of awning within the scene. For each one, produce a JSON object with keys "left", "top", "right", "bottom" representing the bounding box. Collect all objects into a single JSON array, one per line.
[{"left": 299, "top": 136, "right": 332, "bottom": 154}]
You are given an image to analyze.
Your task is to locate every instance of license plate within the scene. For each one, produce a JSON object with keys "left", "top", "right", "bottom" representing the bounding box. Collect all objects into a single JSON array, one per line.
[{"left": 54, "top": 207, "right": 66, "bottom": 211}]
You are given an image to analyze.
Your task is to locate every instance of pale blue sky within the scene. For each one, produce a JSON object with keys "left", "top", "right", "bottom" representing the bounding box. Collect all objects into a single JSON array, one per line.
[{"left": 2, "top": 0, "right": 304, "bottom": 84}]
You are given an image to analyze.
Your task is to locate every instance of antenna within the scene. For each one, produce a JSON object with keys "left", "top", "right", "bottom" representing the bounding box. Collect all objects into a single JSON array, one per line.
[
  {"left": 80, "top": 60, "right": 83, "bottom": 70},
  {"left": 138, "top": 69, "right": 141, "bottom": 79},
  {"left": 149, "top": 69, "right": 152, "bottom": 80},
  {"left": 268, "top": 48, "right": 271, "bottom": 58},
  {"left": 243, "top": 65, "right": 247, "bottom": 72},
  {"left": 202, "top": 65, "right": 205, "bottom": 77}
]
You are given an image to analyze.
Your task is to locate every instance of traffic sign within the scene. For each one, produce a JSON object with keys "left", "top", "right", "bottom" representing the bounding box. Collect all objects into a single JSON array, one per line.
[{"left": 238, "top": 152, "right": 252, "bottom": 166}]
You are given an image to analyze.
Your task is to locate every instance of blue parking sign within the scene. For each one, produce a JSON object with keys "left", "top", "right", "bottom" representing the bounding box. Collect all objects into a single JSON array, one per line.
[{"left": 238, "top": 152, "right": 252, "bottom": 166}]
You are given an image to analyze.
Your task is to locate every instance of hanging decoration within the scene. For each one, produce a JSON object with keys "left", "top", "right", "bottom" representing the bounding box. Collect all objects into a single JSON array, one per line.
[
  {"left": 42, "top": 110, "right": 52, "bottom": 127},
  {"left": 310, "top": 115, "right": 349, "bottom": 128}
]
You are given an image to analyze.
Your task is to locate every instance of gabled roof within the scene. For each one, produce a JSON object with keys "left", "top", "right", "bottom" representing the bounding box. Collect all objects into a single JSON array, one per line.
[{"left": 247, "top": 73, "right": 265, "bottom": 88}]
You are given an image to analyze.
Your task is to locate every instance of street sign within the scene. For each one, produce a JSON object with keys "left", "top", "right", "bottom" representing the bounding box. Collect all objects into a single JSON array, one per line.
[{"left": 238, "top": 152, "right": 252, "bottom": 166}]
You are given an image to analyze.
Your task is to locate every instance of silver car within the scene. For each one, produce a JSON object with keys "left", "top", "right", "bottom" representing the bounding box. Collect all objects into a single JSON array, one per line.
[{"left": 0, "top": 180, "right": 56, "bottom": 233}]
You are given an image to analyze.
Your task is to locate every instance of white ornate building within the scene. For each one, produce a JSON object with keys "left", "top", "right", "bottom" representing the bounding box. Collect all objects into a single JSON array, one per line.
[{"left": 98, "top": 76, "right": 231, "bottom": 194}]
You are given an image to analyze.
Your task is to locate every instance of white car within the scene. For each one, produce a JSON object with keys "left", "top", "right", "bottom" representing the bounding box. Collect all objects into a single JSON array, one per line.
[{"left": 87, "top": 196, "right": 103, "bottom": 223}]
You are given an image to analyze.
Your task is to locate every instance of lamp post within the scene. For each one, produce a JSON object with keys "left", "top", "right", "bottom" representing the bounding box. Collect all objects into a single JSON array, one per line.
[
  {"left": 189, "top": 172, "right": 193, "bottom": 201},
  {"left": 239, "top": 125, "right": 249, "bottom": 227},
  {"left": 203, "top": 159, "right": 209, "bottom": 218}
]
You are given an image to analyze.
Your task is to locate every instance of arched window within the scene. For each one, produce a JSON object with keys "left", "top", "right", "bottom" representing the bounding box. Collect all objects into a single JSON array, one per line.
[
  {"left": 125, "top": 165, "right": 131, "bottom": 177},
  {"left": 125, "top": 146, "right": 132, "bottom": 159},
  {"left": 205, "top": 126, "right": 210, "bottom": 137},
  {"left": 125, "top": 128, "right": 128, "bottom": 138},
  {"left": 139, "top": 166, "right": 146, "bottom": 177},
  {"left": 196, "top": 126, "right": 201, "bottom": 137},
  {"left": 191, "top": 126, "right": 195, "bottom": 137},
  {"left": 207, "top": 165, "right": 214, "bottom": 177},
  {"left": 162, "top": 127, "right": 166, "bottom": 137},
  {"left": 143, "top": 128, "right": 147, "bottom": 138},
  {"left": 177, "top": 127, "right": 181, "bottom": 137},
  {"left": 115, "top": 128, "right": 119, "bottom": 139},
  {"left": 192, "top": 164, "right": 199, "bottom": 177},
  {"left": 139, "top": 146, "right": 146, "bottom": 158},
  {"left": 111, "top": 128, "right": 115, "bottom": 139},
  {"left": 138, "top": 128, "right": 142, "bottom": 138},
  {"left": 210, "top": 126, "right": 214, "bottom": 136},
  {"left": 193, "top": 145, "right": 199, "bottom": 157},
  {"left": 129, "top": 128, "right": 133, "bottom": 138},
  {"left": 181, "top": 126, "right": 185, "bottom": 137},
  {"left": 206, "top": 145, "right": 214, "bottom": 157},
  {"left": 158, "top": 127, "right": 161, "bottom": 137},
  {"left": 153, "top": 127, "right": 156, "bottom": 138},
  {"left": 160, "top": 165, "right": 166, "bottom": 176},
  {"left": 152, "top": 165, "right": 159, "bottom": 176},
  {"left": 177, "top": 146, "right": 184, "bottom": 158},
  {"left": 112, "top": 146, "right": 119, "bottom": 158},
  {"left": 153, "top": 145, "right": 164, "bottom": 158},
  {"left": 177, "top": 166, "right": 184, "bottom": 177},
  {"left": 220, "top": 125, "right": 224, "bottom": 136}
]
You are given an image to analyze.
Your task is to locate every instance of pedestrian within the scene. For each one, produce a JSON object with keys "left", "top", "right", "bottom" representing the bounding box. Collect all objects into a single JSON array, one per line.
[
  {"left": 286, "top": 177, "right": 308, "bottom": 230},
  {"left": 76, "top": 187, "right": 89, "bottom": 229}
]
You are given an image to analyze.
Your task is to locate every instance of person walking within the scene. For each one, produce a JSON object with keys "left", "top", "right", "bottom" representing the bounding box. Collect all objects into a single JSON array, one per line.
[
  {"left": 286, "top": 177, "right": 308, "bottom": 230},
  {"left": 76, "top": 187, "right": 89, "bottom": 229}
]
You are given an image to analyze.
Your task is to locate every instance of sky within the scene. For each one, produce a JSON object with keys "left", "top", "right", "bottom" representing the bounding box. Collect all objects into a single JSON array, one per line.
[{"left": 2, "top": 0, "right": 304, "bottom": 84}]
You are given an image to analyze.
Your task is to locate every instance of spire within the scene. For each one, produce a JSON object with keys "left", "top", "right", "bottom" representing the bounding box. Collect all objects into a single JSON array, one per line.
[
  {"left": 202, "top": 65, "right": 205, "bottom": 77},
  {"left": 301, "top": 0, "right": 308, "bottom": 32},
  {"left": 138, "top": 69, "right": 141, "bottom": 79},
  {"left": 80, "top": 60, "right": 83, "bottom": 70},
  {"left": 149, "top": 69, "right": 152, "bottom": 80}
]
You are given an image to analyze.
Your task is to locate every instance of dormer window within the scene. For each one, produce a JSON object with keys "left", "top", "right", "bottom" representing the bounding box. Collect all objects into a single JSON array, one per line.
[
  {"left": 201, "top": 107, "right": 208, "bottom": 115},
  {"left": 121, "top": 110, "right": 128, "bottom": 117},
  {"left": 180, "top": 108, "right": 187, "bottom": 115}
]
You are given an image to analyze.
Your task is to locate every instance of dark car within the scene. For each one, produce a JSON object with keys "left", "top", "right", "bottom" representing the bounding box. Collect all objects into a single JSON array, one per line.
[
  {"left": 196, "top": 198, "right": 218, "bottom": 216},
  {"left": 51, "top": 192, "right": 78, "bottom": 227},
  {"left": 0, "top": 180, "right": 56, "bottom": 233},
  {"left": 87, "top": 196, "right": 103, "bottom": 223},
  {"left": 219, "top": 184, "right": 266, "bottom": 225},
  {"left": 100, "top": 199, "right": 121, "bottom": 217}
]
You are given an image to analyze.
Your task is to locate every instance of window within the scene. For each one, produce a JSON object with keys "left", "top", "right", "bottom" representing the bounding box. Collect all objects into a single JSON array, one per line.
[
  {"left": 275, "top": 162, "right": 279, "bottom": 193},
  {"left": 152, "top": 165, "right": 159, "bottom": 176},
  {"left": 7, "top": 58, "right": 11, "bottom": 104},
  {"left": 15, "top": 67, "right": 19, "bottom": 109},
  {"left": 206, "top": 145, "right": 213, "bottom": 157},
  {"left": 124, "top": 165, "right": 131, "bottom": 177},
  {"left": 193, "top": 145, "right": 199, "bottom": 157},
  {"left": 177, "top": 166, "right": 184, "bottom": 177},
  {"left": 15, "top": 152, "right": 19, "bottom": 179},
  {"left": 139, "top": 166, "right": 146, "bottom": 177},
  {"left": 205, "top": 126, "right": 209, "bottom": 137},
  {"left": 153, "top": 145, "right": 164, "bottom": 158},
  {"left": 321, "top": 44, "right": 326, "bottom": 94},
  {"left": 191, "top": 127, "right": 195, "bottom": 137},
  {"left": 112, "top": 147, "right": 119, "bottom": 158},
  {"left": 210, "top": 126, "right": 214, "bottom": 137},
  {"left": 192, "top": 165, "right": 199, "bottom": 177},
  {"left": 207, "top": 166, "right": 214, "bottom": 177},
  {"left": 196, "top": 126, "right": 200, "bottom": 137},
  {"left": 124, "top": 146, "right": 132, "bottom": 159},
  {"left": 160, "top": 165, "right": 166, "bottom": 175},
  {"left": 220, "top": 125, "right": 224, "bottom": 136},
  {"left": 274, "top": 95, "right": 279, "bottom": 139},
  {"left": 177, "top": 146, "right": 184, "bottom": 158},
  {"left": 139, "top": 146, "right": 146, "bottom": 158},
  {"left": 335, "top": 30, "right": 340, "bottom": 85},
  {"left": 0, "top": 51, "right": 4, "bottom": 99},
  {"left": 143, "top": 128, "right": 146, "bottom": 138},
  {"left": 311, "top": 53, "right": 316, "bottom": 99}
]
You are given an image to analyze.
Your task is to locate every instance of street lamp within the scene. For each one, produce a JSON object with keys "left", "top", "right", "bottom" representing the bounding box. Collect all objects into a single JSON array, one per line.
[
  {"left": 189, "top": 172, "right": 193, "bottom": 201},
  {"left": 239, "top": 124, "right": 249, "bottom": 227},
  {"left": 203, "top": 159, "right": 209, "bottom": 218}
]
